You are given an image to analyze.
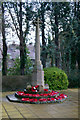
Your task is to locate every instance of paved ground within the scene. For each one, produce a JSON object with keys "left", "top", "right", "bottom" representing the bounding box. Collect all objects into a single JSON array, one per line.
[{"left": 0, "top": 89, "right": 79, "bottom": 119}]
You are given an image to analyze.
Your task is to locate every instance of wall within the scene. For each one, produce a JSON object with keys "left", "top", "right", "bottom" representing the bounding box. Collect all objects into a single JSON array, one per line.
[{"left": 2, "top": 75, "right": 32, "bottom": 91}]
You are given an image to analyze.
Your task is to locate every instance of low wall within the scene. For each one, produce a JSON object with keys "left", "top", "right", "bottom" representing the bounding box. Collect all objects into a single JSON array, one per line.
[{"left": 2, "top": 75, "right": 32, "bottom": 91}]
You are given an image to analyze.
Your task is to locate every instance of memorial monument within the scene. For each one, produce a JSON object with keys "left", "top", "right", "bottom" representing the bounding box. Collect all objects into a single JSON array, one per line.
[{"left": 32, "top": 17, "right": 44, "bottom": 89}]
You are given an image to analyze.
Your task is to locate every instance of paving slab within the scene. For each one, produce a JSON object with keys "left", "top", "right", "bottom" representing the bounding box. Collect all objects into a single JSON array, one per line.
[{"left": 1, "top": 89, "right": 79, "bottom": 119}]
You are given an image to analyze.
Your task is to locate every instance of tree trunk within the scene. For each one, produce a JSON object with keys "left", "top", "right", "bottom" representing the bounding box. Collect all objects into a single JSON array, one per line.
[
  {"left": 2, "top": 3, "right": 7, "bottom": 76},
  {"left": 65, "top": 52, "right": 69, "bottom": 73},
  {"left": 74, "top": 2, "right": 76, "bottom": 16},
  {"left": 77, "top": 43, "right": 80, "bottom": 70},
  {"left": 60, "top": 43, "right": 65, "bottom": 70},
  {"left": 51, "top": 56, "right": 54, "bottom": 67},
  {"left": 54, "top": 3, "right": 60, "bottom": 68},
  {"left": 41, "top": 3, "right": 46, "bottom": 68},
  {"left": 19, "top": 2, "right": 25, "bottom": 75},
  {"left": 71, "top": 48, "right": 76, "bottom": 70}
]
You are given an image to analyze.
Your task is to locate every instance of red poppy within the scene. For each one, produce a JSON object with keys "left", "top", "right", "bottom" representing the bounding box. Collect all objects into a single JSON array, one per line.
[
  {"left": 22, "top": 98, "right": 29, "bottom": 101},
  {"left": 25, "top": 93, "right": 29, "bottom": 96},
  {"left": 51, "top": 92, "right": 54, "bottom": 95},
  {"left": 53, "top": 92, "right": 57, "bottom": 95},
  {"left": 32, "top": 86, "right": 34, "bottom": 89},
  {"left": 47, "top": 98, "right": 52, "bottom": 101},
  {"left": 32, "top": 94, "right": 36, "bottom": 97},
  {"left": 33, "top": 99, "right": 38, "bottom": 102},
  {"left": 50, "top": 93, "right": 55, "bottom": 96},
  {"left": 40, "top": 93, "right": 44, "bottom": 96},
  {"left": 17, "top": 91, "right": 23, "bottom": 94},
  {"left": 31, "top": 89, "right": 36, "bottom": 92},
  {"left": 60, "top": 94, "right": 64, "bottom": 96},
  {"left": 52, "top": 90, "right": 55, "bottom": 93},
  {"left": 17, "top": 91, "right": 24, "bottom": 96},
  {"left": 35, "top": 85, "right": 39, "bottom": 88},
  {"left": 56, "top": 92, "right": 59, "bottom": 94},
  {"left": 32, "top": 94, "right": 40, "bottom": 97},
  {"left": 55, "top": 97, "right": 59, "bottom": 100},
  {"left": 29, "top": 99, "right": 34, "bottom": 102},
  {"left": 39, "top": 98, "right": 43, "bottom": 101},
  {"left": 36, "top": 94, "right": 40, "bottom": 97},
  {"left": 39, "top": 98, "right": 47, "bottom": 102},
  {"left": 59, "top": 97, "right": 62, "bottom": 100},
  {"left": 48, "top": 93, "right": 51, "bottom": 96},
  {"left": 58, "top": 95, "right": 62, "bottom": 98},
  {"left": 43, "top": 98, "right": 47, "bottom": 102},
  {"left": 49, "top": 93, "right": 54, "bottom": 96},
  {"left": 51, "top": 98, "right": 56, "bottom": 101},
  {"left": 60, "top": 94, "right": 67, "bottom": 98},
  {"left": 44, "top": 89, "right": 48, "bottom": 92},
  {"left": 62, "top": 95, "right": 66, "bottom": 98},
  {"left": 28, "top": 94, "right": 32, "bottom": 97},
  {"left": 43, "top": 93, "right": 48, "bottom": 97}
]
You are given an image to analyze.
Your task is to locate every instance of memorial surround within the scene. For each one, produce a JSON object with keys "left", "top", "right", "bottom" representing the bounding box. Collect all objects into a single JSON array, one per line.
[{"left": 7, "top": 84, "right": 68, "bottom": 104}]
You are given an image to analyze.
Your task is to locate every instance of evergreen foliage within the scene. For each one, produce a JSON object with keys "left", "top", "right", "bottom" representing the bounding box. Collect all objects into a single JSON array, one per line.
[
  {"left": 68, "top": 69, "right": 80, "bottom": 88},
  {"left": 44, "top": 67, "right": 69, "bottom": 90}
]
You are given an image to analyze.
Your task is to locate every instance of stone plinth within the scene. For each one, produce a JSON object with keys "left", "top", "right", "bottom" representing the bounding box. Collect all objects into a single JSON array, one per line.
[{"left": 32, "top": 69, "right": 44, "bottom": 87}]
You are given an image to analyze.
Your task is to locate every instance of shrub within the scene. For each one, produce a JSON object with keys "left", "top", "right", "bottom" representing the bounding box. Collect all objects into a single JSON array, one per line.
[
  {"left": 7, "top": 57, "right": 33, "bottom": 75},
  {"left": 44, "top": 67, "right": 69, "bottom": 90},
  {"left": 7, "top": 58, "right": 21, "bottom": 75}
]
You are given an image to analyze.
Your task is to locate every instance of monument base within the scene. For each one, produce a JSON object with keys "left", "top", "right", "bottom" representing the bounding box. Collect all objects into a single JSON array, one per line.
[
  {"left": 32, "top": 69, "right": 44, "bottom": 89},
  {"left": 6, "top": 94, "right": 20, "bottom": 102}
]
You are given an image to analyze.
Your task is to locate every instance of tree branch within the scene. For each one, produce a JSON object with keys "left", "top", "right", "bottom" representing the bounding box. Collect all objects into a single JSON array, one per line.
[
  {"left": 13, "top": 3, "right": 20, "bottom": 27},
  {"left": 7, "top": 3, "right": 20, "bottom": 39}
]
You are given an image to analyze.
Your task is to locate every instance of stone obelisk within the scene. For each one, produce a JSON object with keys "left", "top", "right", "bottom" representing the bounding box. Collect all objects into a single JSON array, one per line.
[{"left": 32, "top": 17, "right": 44, "bottom": 89}]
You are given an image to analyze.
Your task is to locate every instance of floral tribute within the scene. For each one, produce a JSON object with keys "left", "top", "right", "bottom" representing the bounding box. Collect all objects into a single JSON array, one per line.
[{"left": 15, "top": 85, "right": 68, "bottom": 104}]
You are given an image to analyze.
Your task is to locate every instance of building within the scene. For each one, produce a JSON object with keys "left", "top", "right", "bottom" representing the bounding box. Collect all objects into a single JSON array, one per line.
[
  {"left": 7, "top": 42, "right": 20, "bottom": 68},
  {"left": 7, "top": 42, "right": 35, "bottom": 68},
  {"left": 27, "top": 43, "right": 35, "bottom": 63}
]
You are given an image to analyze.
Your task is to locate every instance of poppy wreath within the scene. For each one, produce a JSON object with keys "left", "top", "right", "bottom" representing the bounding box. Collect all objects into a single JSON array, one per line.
[
  {"left": 15, "top": 85, "right": 68, "bottom": 104},
  {"left": 24, "top": 85, "right": 39, "bottom": 94}
]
